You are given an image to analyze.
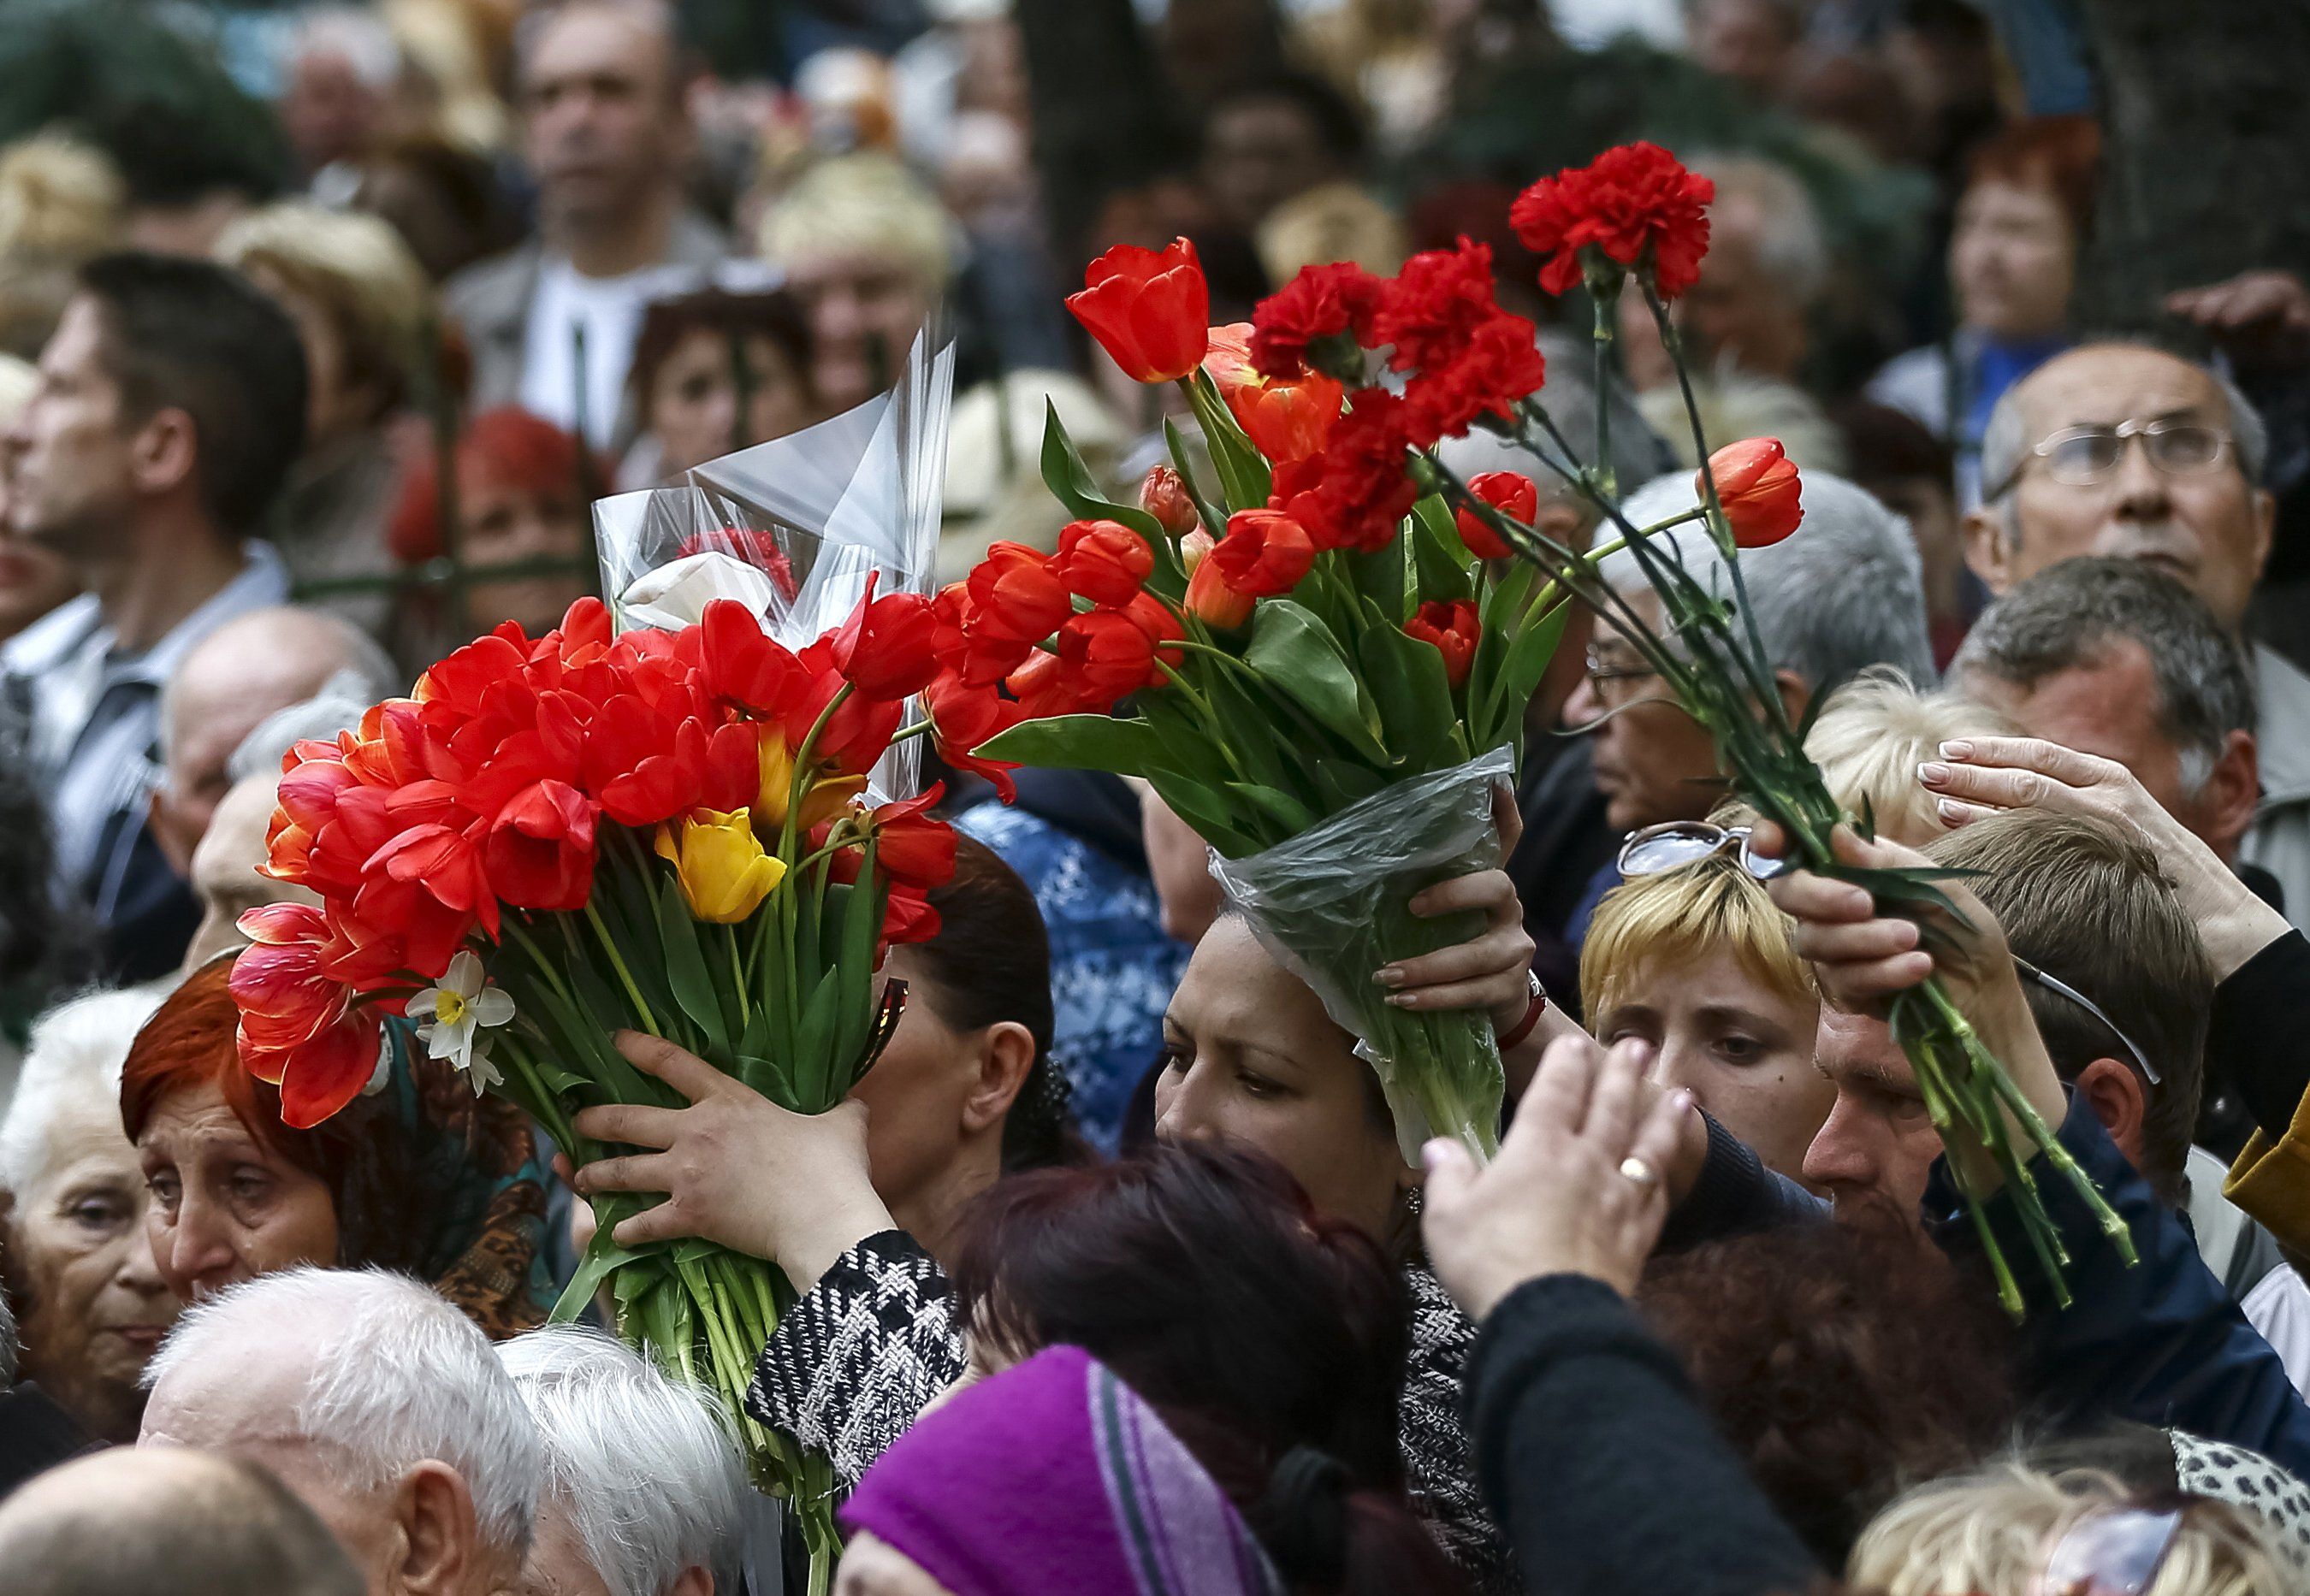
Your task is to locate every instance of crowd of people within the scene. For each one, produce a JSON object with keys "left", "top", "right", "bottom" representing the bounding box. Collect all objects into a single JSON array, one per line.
[{"left": 2, "top": 0, "right": 2309, "bottom": 1593}]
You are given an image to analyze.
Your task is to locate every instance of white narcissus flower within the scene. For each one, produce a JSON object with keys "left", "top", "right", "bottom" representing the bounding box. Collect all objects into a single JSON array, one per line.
[{"left": 406, "top": 950, "right": 515, "bottom": 1095}]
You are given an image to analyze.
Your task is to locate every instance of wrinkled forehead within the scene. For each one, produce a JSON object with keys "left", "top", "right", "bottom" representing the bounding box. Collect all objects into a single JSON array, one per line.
[
  {"left": 1815, "top": 1004, "right": 1913, "bottom": 1087},
  {"left": 2017, "top": 346, "right": 2226, "bottom": 438}
]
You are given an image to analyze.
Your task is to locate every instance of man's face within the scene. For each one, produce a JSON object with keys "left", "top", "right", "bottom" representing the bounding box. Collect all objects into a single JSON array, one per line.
[
  {"left": 782, "top": 252, "right": 934, "bottom": 416},
  {"left": 3, "top": 297, "right": 139, "bottom": 559},
  {"left": 1567, "top": 592, "right": 1727, "bottom": 831},
  {"left": 1951, "top": 179, "right": 2074, "bottom": 342},
  {"left": 1800, "top": 1006, "right": 1941, "bottom": 1218},
  {"left": 1634, "top": 219, "right": 1807, "bottom": 385},
  {"left": 521, "top": 7, "right": 680, "bottom": 233},
  {"left": 1972, "top": 346, "right": 2275, "bottom": 629},
  {"left": 182, "top": 775, "right": 319, "bottom": 972},
  {"left": 281, "top": 47, "right": 386, "bottom": 177},
  {"left": 1962, "top": 639, "right": 2242, "bottom": 856},
  {"left": 1201, "top": 99, "right": 1336, "bottom": 233}
]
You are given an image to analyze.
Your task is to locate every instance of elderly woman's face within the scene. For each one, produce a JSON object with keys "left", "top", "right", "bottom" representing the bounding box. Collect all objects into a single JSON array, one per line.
[
  {"left": 3, "top": 1109, "right": 178, "bottom": 1441},
  {"left": 1153, "top": 918, "right": 1414, "bottom": 1244},
  {"left": 137, "top": 1081, "right": 338, "bottom": 1304}
]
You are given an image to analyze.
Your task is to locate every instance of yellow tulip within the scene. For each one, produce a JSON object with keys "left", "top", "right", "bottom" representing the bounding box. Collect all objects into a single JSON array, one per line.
[
  {"left": 654, "top": 807, "right": 788, "bottom": 923},
  {"left": 797, "top": 773, "right": 868, "bottom": 832},
  {"left": 754, "top": 727, "right": 796, "bottom": 828}
]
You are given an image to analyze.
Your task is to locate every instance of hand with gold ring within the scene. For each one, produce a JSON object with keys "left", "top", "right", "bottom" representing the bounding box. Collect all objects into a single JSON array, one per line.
[{"left": 1420, "top": 1032, "right": 1697, "bottom": 1319}]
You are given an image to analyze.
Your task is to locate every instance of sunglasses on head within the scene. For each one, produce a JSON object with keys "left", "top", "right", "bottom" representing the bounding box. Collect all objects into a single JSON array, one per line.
[
  {"left": 1616, "top": 825, "right": 2161, "bottom": 1085},
  {"left": 2034, "top": 1503, "right": 2184, "bottom": 1596}
]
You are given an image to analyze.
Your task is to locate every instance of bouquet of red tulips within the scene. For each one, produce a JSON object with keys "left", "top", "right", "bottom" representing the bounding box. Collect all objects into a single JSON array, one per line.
[
  {"left": 228, "top": 583, "right": 953, "bottom": 1583},
  {"left": 919, "top": 243, "right": 1570, "bottom": 1164},
  {"left": 1169, "top": 139, "right": 2109, "bottom": 1315}
]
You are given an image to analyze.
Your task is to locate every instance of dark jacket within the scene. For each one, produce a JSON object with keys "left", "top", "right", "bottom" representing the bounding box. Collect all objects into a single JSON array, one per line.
[
  {"left": 0, "top": 1381, "right": 92, "bottom": 1499},
  {"left": 1464, "top": 1273, "right": 1819, "bottom": 1596},
  {"left": 1669, "top": 1095, "right": 2310, "bottom": 1481}
]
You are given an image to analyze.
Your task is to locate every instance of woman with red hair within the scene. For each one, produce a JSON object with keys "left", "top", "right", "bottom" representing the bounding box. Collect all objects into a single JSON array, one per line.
[
  {"left": 387, "top": 406, "right": 602, "bottom": 657},
  {"left": 1867, "top": 115, "right": 2101, "bottom": 505},
  {"left": 121, "top": 958, "right": 554, "bottom": 1335}
]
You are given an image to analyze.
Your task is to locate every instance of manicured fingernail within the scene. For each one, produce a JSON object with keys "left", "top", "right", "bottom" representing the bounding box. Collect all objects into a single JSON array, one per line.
[
  {"left": 1939, "top": 741, "right": 1972, "bottom": 760},
  {"left": 1917, "top": 761, "right": 1951, "bottom": 787},
  {"left": 1376, "top": 966, "right": 1406, "bottom": 987},
  {"left": 1386, "top": 992, "right": 1419, "bottom": 1008},
  {"left": 1937, "top": 798, "right": 1966, "bottom": 823}
]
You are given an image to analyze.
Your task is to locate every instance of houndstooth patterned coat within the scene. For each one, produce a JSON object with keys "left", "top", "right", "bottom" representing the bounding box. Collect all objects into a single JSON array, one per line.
[{"left": 747, "top": 1229, "right": 1516, "bottom": 1592}]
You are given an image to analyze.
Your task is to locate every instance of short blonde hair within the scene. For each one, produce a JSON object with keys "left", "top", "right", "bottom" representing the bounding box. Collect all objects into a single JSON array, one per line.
[
  {"left": 1805, "top": 667, "right": 2024, "bottom": 847},
  {"left": 0, "top": 132, "right": 125, "bottom": 358},
  {"left": 1849, "top": 1463, "right": 2290, "bottom": 1596},
  {"left": 758, "top": 153, "right": 952, "bottom": 290},
  {"left": 1579, "top": 852, "right": 1815, "bottom": 1024},
  {"left": 216, "top": 203, "right": 435, "bottom": 417}
]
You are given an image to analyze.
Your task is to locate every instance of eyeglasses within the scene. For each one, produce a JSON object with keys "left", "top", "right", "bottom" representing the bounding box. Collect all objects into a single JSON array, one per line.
[
  {"left": 1618, "top": 820, "right": 1789, "bottom": 883},
  {"left": 1619, "top": 823, "right": 2163, "bottom": 1086},
  {"left": 1994, "top": 417, "right": 2231, "bottom": 499},
  {"left": 2011, "top": 955, "right": 2161, "bottom": 1086},
  {"left": 2035, "top": 1504, "right": 2184, "bottom": 1596},
  {"left": 1584, "top": 644, "right": 1661, "bottom": 700}
]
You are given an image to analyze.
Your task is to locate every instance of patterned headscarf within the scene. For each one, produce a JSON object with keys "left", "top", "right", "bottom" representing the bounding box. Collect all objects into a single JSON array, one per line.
[{"left": 842, "top": 1345, "right": 1283, "bottom": 1596}]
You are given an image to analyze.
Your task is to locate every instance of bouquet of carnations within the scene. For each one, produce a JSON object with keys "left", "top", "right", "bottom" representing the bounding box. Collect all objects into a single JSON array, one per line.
[
  {"left": 1134, "top": 139, "right": 2112, "bottom": 1315},
  {"left": 229, "top": 336, "right": 957, "bottom": 1588},
  {"left": 916, "top": 243, "right": 1570, "bottom": 1164}
]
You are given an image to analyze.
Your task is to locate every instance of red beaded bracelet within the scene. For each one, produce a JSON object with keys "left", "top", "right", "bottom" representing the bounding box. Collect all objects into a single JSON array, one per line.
[{"left": 1496, "top": 971, "right": 1549, "bottom": 1049}]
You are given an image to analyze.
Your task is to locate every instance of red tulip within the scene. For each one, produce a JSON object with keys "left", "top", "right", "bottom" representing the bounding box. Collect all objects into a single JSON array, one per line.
[
  {"left": 257, "top": 1005, "right": 385, "bottom": 1129},
  {"left": 1703, "top": 438, "right": 1803, "bottom": 547},
  {"left": 965, "top": 541, "right": 1073, "bottom": 647},
  {"left": 881, "top": 886, "right": 941, "bottom": 949},
  {"left": 483, "top": 779, "right": 598, "bottom": 912},
  {"left": 1057, "top": 610, "right": 1158, "bottom": 710},
  {"left": 1004, "top": 649, "right": 1075, "bottom": 719},
  {"left": 862, "top": 787, "right": 956, "bottom": 890},
  {"left": 1404, "top": 600, "right": 1481, "bottom": 688},
  {"left": 931, "top": 583, "right": 1034, "bottom": 688},
  {"left": 1183, "top": 551, "right": 1252, "bottom": 629},
  {"left": 699, "top": 599, "right": 808, "bottom": 717},
  {"left": 1210, "top": 508, "right": 1316, "bottom": 597},
  {"left": 1204, "top": 322, "right": 1345, "bottom": 463},
  {"left": 1455, "top": 471, "right": 1537, "bottom": 561},
  {"left": 1067, "top": 237, "right": 1211, "bottom": 383},
  {"left": 1140, "top": 466, "right": 1199, "bottom": 538},
  {"left": 1057, "top": 519, "right": 1155, "bottom": 606},
  {"left": 926, "top": 676, "right": 1026, "bottom": 801},
  {"left": 829, "top": 574, "right": 940, "bottom": 700}
]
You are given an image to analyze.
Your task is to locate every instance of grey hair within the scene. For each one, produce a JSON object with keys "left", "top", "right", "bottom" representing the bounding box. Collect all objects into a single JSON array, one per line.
[
  {"left": 1435, "top": 329, "right": 1677, "bottom": 518},
  {"left": 496, "top": 1326, "right": 746, "bottom": 1596},
  {"left": 1952, "top": 555, "right": 2256, "bottom": 795},
  {"left": 1979, "top": 344, "right": 2270, "bottom": 509},
  {"left": 145, "top": 1268, "right": 543, "bottom": 1560},
  {"left": 158, "top": 608, "right": 399, "bottom": 765},
  {"left": 290, "top": 7, "right": 403, "bottom": 92},
  {"left": 0, "top": 987, "right": 165, "bottom": 1197},
  {"left": 0, "top": 1276, "right": 16, "bottom": 1384},
  {"left": 1605, "top": 469, "right": 1935, "bottom": 699},
  {"left": 1690, "top": 153, "right": 1830, "bottom": 307},
  {"left": 226, "top": 671, "right": 391, "bottom": 786}
]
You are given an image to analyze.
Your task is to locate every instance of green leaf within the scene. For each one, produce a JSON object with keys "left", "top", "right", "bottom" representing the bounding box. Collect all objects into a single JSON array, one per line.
[
  {"left": 1344, "top": 538, "right": 1408, "bottom": 624},
  {"left": 1225, "top": 781, "right": 1318, "bottom": 833},
  {"left": 1475, "top": 598, "right": 1569, "bottom": 756},
  {"left": 1185, "top": 369, "right": 1271, "bottom": 511},
  {"left": 654, "top": 877, "right": 731, "bottom": 1056},
  {"left": 1356, "top": 613, "right": 1458, "bottom": 770},
  {"left": 1040, "top": 401, "right": 1165, "bottom": 541},
  {"left": 1146, "top": 771, "right": 1259, "bottom": 857},
  {"left": 1309, "top": 759, "right": 1389, "bottom": 810},
  {"left": 1409, "top": 494, "right": 1477, "bottom": 601},
  {"left": 1163, "top": 419, "right": 1229, "bottom": 539},
  {"left": 977, "top": 712, "right": 1166, "bottom": 776},
  {"left": 551, "top": 1221, "right": 647, "bottom": 1324},
  {"left": 1245, "top": 600, "right": 1388, "bottom": 760}
]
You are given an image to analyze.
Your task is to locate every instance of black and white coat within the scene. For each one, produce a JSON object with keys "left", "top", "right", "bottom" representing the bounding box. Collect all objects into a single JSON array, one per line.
[{"left": 746, "top": 1229, "right": 1516, "bottom": 1593}]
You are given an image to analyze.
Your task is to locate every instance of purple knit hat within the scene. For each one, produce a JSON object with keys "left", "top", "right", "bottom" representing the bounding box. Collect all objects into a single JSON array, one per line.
[{"left": 840, "top": 1345, "right": 1284, "bottom": 1596}]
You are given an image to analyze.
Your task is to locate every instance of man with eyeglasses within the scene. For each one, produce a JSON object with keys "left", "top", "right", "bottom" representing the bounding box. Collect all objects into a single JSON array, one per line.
[{"left": 1964, "top": 341, "right": 2310, "bottom": 925}]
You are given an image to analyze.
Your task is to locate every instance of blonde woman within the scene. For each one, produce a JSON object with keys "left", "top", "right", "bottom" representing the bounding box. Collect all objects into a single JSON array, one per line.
[{"left": 1805, "top": 667, "right": 2024, "bottom": 846}]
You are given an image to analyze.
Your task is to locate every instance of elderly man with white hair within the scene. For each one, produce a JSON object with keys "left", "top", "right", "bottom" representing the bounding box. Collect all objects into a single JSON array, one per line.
[
  {"left": 140, "top": 1266, "right": 544, "bottom": 1596},
  {"left": 1561, "top": 468, "right": 1934, "bottom": 943},
  {"left": 150, "top": 604, "right": 398, "bottom": 882},
  {"left": 497, "top": 1325, "right": 745, "bottom": 1596}
]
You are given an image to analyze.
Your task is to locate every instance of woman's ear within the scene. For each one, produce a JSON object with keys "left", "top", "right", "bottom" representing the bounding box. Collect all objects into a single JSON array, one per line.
[{"left": 959, "top": 1021, "right": 1038, "bottom": 1135}]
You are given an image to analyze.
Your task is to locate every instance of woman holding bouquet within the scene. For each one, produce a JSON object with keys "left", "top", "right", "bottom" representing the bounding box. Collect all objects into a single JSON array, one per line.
[{"left": 570, "top": 842, "right": 1547, "bottom": 1591}]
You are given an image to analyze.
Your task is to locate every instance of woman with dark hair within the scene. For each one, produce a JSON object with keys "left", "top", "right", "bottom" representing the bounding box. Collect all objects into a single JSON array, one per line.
[
  {"left": 575, "top": 823, "right": 1544, "bottom": 1588},
  {"left": 122, "top": 958, "right": 554, "bottom": 1337},
  {"left": 624, "top": 287, "right": 819, "bottom": 484}
]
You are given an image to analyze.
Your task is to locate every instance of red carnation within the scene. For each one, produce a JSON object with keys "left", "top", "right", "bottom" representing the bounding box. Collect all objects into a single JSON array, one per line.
[
  {"left": 1456, "top": 471, "right": 1538, "bottom": 561},
  {"left": 1289, "top": 389, "right": 1421, "bottom": 553},
  {"left": 1250, "top": 262, "right": 1383, "bottom": 381},
  {"left": 1509, "top": 142, "right": 1715, "bottom": 299}
]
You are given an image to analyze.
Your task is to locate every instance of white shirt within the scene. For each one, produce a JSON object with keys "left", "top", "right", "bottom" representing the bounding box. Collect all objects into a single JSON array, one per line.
[{"left": 518, "top": 256, "right": 702, "bottom": 447}]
